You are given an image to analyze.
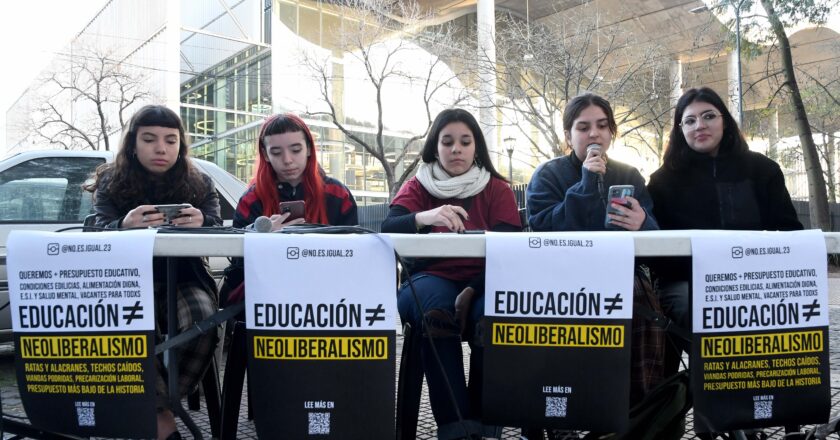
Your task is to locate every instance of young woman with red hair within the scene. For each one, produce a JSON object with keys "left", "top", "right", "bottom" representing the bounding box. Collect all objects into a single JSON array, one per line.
[
  {"left": 233, "top": 113, "right": 357, "bottom": 229},
  {"left": 222, "top": 114, "right": 358, "bottom": 303}
]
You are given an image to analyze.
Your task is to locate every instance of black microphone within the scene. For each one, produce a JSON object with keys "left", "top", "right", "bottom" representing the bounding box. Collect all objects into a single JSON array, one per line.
[
  {"left": 586, "top": 144, "right": 605, "bottom": 197},
  {"left": 252, "top": 216, "right": 273, "bottom": 233}
]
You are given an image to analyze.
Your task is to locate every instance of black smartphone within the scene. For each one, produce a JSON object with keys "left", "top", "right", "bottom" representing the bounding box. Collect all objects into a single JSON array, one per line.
[
  {"left": 604, "top": 185, "right": 634, "bottom": 229},
  {"left": 154, "top": 204, "right": 191, "bottom": 225},
  {"left": 279, "top": 200, "right": 305, "bottom": 221}
]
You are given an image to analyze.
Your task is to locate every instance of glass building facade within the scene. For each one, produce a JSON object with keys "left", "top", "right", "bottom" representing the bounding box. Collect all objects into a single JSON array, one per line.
[{"left": 180, "top": 0, "right": 462, "bottom": 204}]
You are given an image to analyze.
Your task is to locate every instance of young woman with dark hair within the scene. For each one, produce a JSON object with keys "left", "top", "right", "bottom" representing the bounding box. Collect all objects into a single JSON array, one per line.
[
  {"left": 382, "top": 108, "right": 522, "bottom": 439},
  {"left": 647, "top": 87, "right": 802, "bottom": 349},
  {"left": 526, "top": 93, "right": 664, "bottom": 410},
  {"left": 86, "top": 104, "right": 220, "bottom": 440},
  {"left": 233, "top": 113, "right": 358, "bottom": 230},
  {"left": 649, "top": 86, "right": 801, "bottom": 231},
  {"left": 527, "top": 92, "right": 658, "bottom": 233}
]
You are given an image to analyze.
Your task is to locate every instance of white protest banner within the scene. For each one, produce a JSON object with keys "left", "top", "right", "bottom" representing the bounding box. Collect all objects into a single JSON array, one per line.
[
  {"left": 7, "top": 229, "right": 157, "bottom": 438},
  {"left": 243, "top": 233, "right": 396, "bottom": 439},
  {"left": 691, "top": 229, "right": 830, "bottom": 432},
  {"left": 9, "top": 230, "right": 155, "bottom": 332},
  {"left": 483, "top": 231, "right": 634, "bottom": 431},
  {"left": 245, "top": 233, "right": 395, "bottom": 331}
]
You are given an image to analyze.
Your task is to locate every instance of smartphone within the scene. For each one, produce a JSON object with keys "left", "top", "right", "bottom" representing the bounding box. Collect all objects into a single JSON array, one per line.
[
  {"left": 604, "top": 185, "right": 634, "bottom": 229},
  {"left": 154, "top": 204, "right": 191, "bottom": 225},
  {"left": 279, "top": 200, "right": 305, "bottom": 221}
]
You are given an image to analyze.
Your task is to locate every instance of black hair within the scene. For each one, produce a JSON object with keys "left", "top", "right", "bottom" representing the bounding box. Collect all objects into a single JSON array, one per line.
[
  {"left": 420, "top": 108, "right": 506, "bottom": 181},
  {"left": 663, "top": 87, "right": 749, "bottom": 170}
]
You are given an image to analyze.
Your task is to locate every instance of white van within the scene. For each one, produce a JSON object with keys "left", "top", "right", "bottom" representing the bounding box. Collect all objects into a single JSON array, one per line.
[{"left": 0, "top": 150, "right": 247, "bottom": 342}]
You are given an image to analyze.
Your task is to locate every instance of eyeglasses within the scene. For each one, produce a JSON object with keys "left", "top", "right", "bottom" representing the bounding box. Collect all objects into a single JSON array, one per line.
[{"left": 680, "top": 112, "right": 722, "bottom": 130}]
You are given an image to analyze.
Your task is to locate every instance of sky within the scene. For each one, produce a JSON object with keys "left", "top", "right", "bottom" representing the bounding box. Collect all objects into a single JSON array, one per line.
[{"left": 0, "top": 1, "right": 106, "bottom": 157}]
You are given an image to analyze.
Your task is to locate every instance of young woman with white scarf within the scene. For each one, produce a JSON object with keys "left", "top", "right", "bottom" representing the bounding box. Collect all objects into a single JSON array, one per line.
[{"left": 382, "top": 108, "right": 521, "bottom": 439}]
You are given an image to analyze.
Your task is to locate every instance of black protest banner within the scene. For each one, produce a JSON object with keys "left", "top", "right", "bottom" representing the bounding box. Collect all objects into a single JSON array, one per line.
[
  {"left": 247, "top": 329, "right": 395, "bottom": 438},
  {"left": 244, "top": 234, "right": 397, "bottom": 439},
  {"left": 8, "top": 231, "right": 158, "bottom": 438},
  {"left": 483, "top": 316, "right": 630, "bottom": 430},
  {"left": 14, "top": 331, "right": 157, "bottom": 437},
  {"left": 483, "top": 232, "right": 635, "bottom": 432},
  {"left": 692, "top": 327, "right": 829, "bottom": 431},
  {"left": 691, "top": 231, "right": 831, "bottom": 432}
]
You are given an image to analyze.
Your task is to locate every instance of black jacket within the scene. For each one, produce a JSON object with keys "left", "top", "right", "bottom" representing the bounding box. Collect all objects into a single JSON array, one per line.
[
  {"left": 527, "top": 151, "right": 659, "bottom": 232},
  {"left": 647, "top": 149, "right": 802, "bottom": 231},
  {"left": 92, "top": 169, "right": 221, "bottom": 297},
  {"left": 232, "top": 176, "right": 358, "bottom": 228}
]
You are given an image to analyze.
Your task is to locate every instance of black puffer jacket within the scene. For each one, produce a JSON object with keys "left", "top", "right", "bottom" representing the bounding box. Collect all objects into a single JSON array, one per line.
[{"left": 647, "top": 149, "right": 802, "bottom": 231}]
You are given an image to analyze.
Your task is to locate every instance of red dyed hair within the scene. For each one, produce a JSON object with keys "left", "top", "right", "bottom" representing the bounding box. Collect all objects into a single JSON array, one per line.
[{"left": 251, "top": 113, "right": 328, "bottom": 224}]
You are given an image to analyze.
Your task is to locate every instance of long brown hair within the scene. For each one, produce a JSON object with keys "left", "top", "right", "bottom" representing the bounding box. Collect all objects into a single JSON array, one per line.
[
  {"left": 420, "top": 108, "right": 506, "bottom": 181},
  {"left": 85, "top": 105, "right": 208, "bottom": 209}
]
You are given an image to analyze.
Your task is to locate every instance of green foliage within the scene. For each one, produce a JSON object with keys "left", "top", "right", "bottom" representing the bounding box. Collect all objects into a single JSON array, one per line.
[{"left": 766, "top": 0, "right": 836, "bottom": 27}]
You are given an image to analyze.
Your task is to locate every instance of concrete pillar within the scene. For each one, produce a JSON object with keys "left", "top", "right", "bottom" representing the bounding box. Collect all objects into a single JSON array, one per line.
[
  {"left": 477, "top": 0, "right": 498, "bottom": 157},
  {"left": 271, "top": 3, "right": 285, "bottom": 114},
  {"left": 669, "top": 59, "right": 683, "bottom": 109},
  {"left": 728, "top": 50, "right": 742, "bottom": 126},
  {"left": 164, "top": 2, "right": 181, "bottom": 111}
]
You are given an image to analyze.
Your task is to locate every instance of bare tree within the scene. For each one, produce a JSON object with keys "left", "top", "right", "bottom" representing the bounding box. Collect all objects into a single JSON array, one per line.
[
  {"left": 730, "top": 0, "right": 839, "bottom": 230},
  {"left": 27, "top": 45, "right": 151, "bottom": 151},
  {"left": 618, "top": 67, "right": 677, "bottom": 166},
  {"left": 796, "top": 70, "right": 840, "bottom": 203},
  {"left": 299, "top": 0, "right": 469, "bottom": 199},
  {"left": 489, "top": 7, "right": 668, "bottom": 163}
]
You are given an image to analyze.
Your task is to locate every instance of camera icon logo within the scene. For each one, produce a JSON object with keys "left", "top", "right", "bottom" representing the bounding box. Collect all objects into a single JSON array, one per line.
[
  {"left": 528, "top": 237, "right": 541, "bottom": 248},
  {"left": 731, "top": 246, "right": 744, "bottom": 259},
  {"left": 47, "top": 243, "right": 60, "bottom": 256},
  {"left": 286, "top": 247, "right": 300, "bottom": 259}
]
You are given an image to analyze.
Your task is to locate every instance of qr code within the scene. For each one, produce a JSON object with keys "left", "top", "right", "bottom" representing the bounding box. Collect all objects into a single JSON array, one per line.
[
  {"left": 308, "top": 412, "right": 330, "bottom": 435},
  {"left": 546, "top": 396, "right": 568, "bottom": 417},
  {"left": 754, "top": 400, "right": 772, "bottom": 419},
  {"left": 76, "top": 406, "right": 95, "bottom": 427}
]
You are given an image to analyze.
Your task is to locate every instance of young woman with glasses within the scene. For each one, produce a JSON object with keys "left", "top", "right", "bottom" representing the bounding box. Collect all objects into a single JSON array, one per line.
[
  {"left": 646, "top": 87, "right": 802, "bottom": 367},
  {"left": 649, "top": 86, "right": 801, "bottom": 231}
]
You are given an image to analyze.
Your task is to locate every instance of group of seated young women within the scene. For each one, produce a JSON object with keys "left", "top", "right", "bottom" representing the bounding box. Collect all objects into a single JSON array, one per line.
[{"left": 88, "top": 83, "right": 800, "bottom": 439}]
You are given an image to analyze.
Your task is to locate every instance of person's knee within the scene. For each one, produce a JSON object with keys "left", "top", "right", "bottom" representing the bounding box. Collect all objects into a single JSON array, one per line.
[{"left": 397, "top": 288, "right": 420, "bottom": 325}]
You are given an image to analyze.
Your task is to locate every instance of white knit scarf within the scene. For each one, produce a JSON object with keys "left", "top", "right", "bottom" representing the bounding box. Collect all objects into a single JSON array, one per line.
[{"left": 415, "top": 161, "right": 491, "bottom": 199}]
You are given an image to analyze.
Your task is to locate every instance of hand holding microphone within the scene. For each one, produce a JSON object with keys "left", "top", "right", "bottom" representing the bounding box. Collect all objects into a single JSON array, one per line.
[
  {"left": 584, "top": 143, "right": 606, "bottom": 197},
  {"left": 584, "top": 143, "right": 607, "bottom": 176}
]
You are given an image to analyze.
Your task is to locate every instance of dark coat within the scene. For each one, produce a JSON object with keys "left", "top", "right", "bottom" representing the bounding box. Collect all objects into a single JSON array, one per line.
[
  {"left": 647, "top": 149, "right": 803, "bottom": 231},
  {"left": 92, "top": 168, "right": 221, "bottom": 298},
  {"left": 526, "top": 151, "right": 659, "bottom": 232}
]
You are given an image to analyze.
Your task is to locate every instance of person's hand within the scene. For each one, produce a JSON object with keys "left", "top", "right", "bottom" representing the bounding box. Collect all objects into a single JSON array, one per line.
[
  {"left": 415, "top": 204, "right": 469, "bottom": 232},
  {"left": 268, "top": 212, "right": 306, "bottom": 231},
  {"left": 171, "top": 205, "right": 203, "bottom": 228},
  {"left": 582, "top": 146, "right": 607, "bottom": 176},
  {"left": 606, "top": 196, "right": 646, "bottom": 231},
  {"left": 123, "top": 205, "right": 165, "bottom": 228}
]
